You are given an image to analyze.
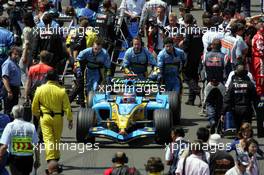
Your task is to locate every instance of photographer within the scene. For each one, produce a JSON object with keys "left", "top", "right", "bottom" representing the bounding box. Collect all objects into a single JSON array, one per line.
[{"left": 148, "top": 5, "right": 168, "bottom": 55}]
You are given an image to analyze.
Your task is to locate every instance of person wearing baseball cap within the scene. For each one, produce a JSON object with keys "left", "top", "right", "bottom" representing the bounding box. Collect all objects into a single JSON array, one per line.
[{"left": 225, "top": 153, "right": 250, "bottom": 175}]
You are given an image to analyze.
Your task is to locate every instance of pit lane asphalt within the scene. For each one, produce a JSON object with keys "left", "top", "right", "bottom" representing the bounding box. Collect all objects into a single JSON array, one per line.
[{"left": 7, "top": 0, "right": 264, "bottom": 174}]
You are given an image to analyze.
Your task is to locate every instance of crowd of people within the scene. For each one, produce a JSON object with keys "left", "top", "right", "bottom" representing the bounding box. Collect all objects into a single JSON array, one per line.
[{"left": 0, "top": 0, "right": 262, "bottom": 174}]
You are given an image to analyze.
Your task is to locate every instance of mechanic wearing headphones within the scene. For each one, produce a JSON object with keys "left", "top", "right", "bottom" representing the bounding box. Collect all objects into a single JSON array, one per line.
[
  {"left": 1, "top": 46, "right": 22, "bottom": 117},
  {"left": 122, "top": 36, "right": 158, "bottom": 79},
  {"left": 104, "top": 151, "right": 141, "bottom": 175}
]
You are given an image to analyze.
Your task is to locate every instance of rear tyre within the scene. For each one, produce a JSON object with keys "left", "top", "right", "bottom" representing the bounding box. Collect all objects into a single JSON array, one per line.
[
  {"left": 76, "top": 108, "right": 96, "bottom": 143},
  {"left": 154, "top": 109, "right": 172, "bottom": 144}
]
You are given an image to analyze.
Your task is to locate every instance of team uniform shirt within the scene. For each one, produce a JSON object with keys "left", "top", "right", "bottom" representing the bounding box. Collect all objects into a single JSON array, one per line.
[
  {"left": 225, "top": 166, "right": 250, "bottom": 175},
  {"left": 119, "top": 0, "right": 145, "bottom": 17},
  {"left": 175, "top": 154, "right": 210, "bottom": 175},
  {"left": 122, "top": 47, "right": 157, "bottom": 75},
  {"left": 225, "top": 70, "right": 255, "bottom": 88},
  {"left": 0, "top": 119, "right": 38, "bottom": 156},
  {"left": 1, "top": 58, "right": 21, "bottom": 87},
  {"left": 203, "top": 50, "right": 226, "bottom": 82},
  {"left": 157, "top": 48, "right": 185, "bottom": 76},
  {"left": 77, "top": 48, "right": 111, "bottom": 70},
  {"left": 251, "top": 32, "right": 264, "bottom": 95}
]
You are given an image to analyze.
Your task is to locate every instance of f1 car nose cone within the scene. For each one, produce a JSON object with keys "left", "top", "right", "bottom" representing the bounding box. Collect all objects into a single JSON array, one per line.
[{"left": 119, "top": 129, "right": 127, "bottom": 135}]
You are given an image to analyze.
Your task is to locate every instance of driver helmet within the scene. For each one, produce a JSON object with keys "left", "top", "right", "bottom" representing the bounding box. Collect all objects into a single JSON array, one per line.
[{"left": 122, "top": 91, "right": 136, "bottom": 103}]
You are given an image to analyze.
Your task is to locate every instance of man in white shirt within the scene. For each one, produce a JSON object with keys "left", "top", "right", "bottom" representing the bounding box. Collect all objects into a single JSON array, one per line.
[
  {"left": 119, "top": 0, "right": 145, "bottom": 18},
  {"left": 235, "top": 23, "right": 248, "bottom": 65},
  {"left": 139, "top": 0, "right": 167, "bottom": 34},
  {"left": 202, "top": 18, "right": 224, "bottom": 56},
  {"left": 225, "top": 153, "right": 250, "bottom": 175},
  {"left": 175, "top": 140, "right": 210, "bottom": 175}
]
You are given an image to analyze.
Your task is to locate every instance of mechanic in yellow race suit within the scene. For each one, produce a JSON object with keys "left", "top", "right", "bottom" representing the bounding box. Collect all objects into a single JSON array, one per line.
[
  {"left": 0, "top": 105, "right": 40, "bottom": 175},
  {"left": 32, "top": 70, "right": 73, "bottom": 163}
]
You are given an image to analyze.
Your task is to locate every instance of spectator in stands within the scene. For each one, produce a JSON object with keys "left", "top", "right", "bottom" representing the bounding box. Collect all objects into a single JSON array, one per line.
[
  {"left": 145, "top": 157, "right": 165, "bottom": 175},
  {"left": 1, "top": 46, "right": 22, "bottom": 117},
  {"left": 104, "top": 152, "right": 141, "bottom": 175}
]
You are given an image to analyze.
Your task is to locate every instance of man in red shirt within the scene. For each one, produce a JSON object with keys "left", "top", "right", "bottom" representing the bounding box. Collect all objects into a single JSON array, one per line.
[
  {"left": 25, "top": 50, "right": 53, "bottom": 100},
  {"left": 25, "top": 50, "right": 53, "bottom": 140},
  {"left": 251, "top": 18, "right": 264, "bottom": 96}
]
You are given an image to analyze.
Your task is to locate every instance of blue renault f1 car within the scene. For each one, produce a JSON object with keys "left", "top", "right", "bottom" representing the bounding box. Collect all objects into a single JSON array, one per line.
[{"left": 76, "top": 76, "right": 180, "bottom": 145}]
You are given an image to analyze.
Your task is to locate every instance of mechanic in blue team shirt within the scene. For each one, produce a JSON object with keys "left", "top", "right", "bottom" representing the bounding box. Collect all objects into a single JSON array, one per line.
[
  {"left": 0, "top": 105, "right": 40, "bottom": 175},
  {"left": 122, "top": 36, "right": 158, "bottom": 78},
  {"left": 157, "top": 37, "right": 185, "bottom": 93},
  {"left": 76, "top": 38, "right": 111, "bottom": 92}
]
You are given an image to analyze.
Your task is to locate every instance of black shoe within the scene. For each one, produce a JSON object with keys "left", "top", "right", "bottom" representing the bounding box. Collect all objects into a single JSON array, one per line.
[{"left": 185, "top": 101, "right": 194, "bottom": 106}]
